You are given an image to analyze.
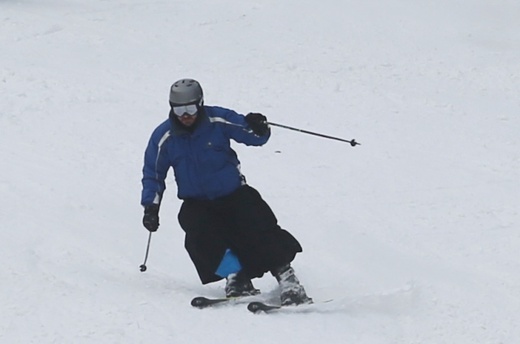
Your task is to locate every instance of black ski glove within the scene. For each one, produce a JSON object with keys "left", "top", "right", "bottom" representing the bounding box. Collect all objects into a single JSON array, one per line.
[
  {"left": 143, "top": 204, "right": 160, "bottom": 232},
  {"left": 245, "top": 113, "right": 269, "bottom": 136}
]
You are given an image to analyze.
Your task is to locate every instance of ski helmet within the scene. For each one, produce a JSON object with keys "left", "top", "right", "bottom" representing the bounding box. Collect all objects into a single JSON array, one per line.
[{"left": 169, "top": 79, "right": 203, "bottom": 106}]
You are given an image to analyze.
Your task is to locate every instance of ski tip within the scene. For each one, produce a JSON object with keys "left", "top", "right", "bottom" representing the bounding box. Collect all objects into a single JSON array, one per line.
[
  {"left": 247, "top": 301, "right": 281, "bottom": 314},
  {"left": 247, "top": 302, "right": 263, "bottom": 313},
  {"left": 191, "top": 296, "right": 209, "bottom": 308}
]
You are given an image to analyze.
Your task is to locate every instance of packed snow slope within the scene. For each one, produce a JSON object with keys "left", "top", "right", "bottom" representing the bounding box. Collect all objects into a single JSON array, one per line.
[{"left": 1, "top": 0, "right": 519, "bottom": 343}]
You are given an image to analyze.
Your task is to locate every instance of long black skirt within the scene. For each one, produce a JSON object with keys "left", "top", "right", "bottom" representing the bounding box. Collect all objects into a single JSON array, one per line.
[{"left": 178, "top": 185, "right": 302, "bottom": 284}]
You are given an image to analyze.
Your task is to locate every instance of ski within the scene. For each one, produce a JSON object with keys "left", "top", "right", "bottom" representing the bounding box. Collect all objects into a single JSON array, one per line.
[
  {"left": 193, "top": 296, "right": 331, "bottom": 312},
  {"left": 191, "top": 295, "right": 258, "bottom": 309},
  {"left": 247, "top": 299, "right": 333, "bottom": 314},
  {"left": 191, "top": 296, "right": 233, "bottom": 308},
  {"left": 247, "top": 301, "right": 282, "bottom": 313}
]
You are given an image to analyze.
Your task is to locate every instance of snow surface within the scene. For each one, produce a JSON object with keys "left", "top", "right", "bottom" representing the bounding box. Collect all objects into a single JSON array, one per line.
[{"left": 1, "top": 0, "right": 520, "bottom": 343}]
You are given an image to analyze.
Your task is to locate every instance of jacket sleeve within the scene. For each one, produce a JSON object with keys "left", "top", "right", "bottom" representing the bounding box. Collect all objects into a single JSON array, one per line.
[
  {"left": 141, "top": 126, "right": 171, "bottom": 206},
  {"left": 212, "top": 107, "right": 270, "bottom": 146}
]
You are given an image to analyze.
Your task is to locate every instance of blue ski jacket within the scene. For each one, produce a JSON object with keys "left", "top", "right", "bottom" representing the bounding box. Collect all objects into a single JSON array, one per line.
[{"left": 141, "top": 106, "right": 270, "bottom": 205}]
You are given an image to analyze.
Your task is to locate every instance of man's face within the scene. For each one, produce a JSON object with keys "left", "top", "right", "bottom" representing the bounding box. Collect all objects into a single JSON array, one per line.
[{"left": 178, "top": 114, "right": 198, "bottom": 127}]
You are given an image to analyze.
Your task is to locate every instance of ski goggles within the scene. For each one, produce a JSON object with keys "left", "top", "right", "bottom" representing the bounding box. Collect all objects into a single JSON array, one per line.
[{"left": 172, "top": 104, "right": 198, "bottom": 117}]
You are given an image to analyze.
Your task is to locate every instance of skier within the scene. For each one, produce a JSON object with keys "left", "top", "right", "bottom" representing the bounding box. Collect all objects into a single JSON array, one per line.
[{"left": 140, "top": 78, "right": 312, "bottom": 306}]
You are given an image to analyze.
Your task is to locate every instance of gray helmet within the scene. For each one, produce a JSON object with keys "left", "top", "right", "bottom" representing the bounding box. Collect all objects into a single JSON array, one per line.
[{"left": 169, "top": 78, "right": 203, "bottom": 105}]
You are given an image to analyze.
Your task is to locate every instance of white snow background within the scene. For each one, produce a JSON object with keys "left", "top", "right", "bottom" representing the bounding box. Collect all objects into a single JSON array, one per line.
[{"left": 1, "top": 0, "right": 520, "bottom": 343}]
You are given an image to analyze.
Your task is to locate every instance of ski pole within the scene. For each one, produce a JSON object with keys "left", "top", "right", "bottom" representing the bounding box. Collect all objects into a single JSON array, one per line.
[
  {"left": 267, "top": 122, "right": 360, "bottom": 146},
  {"left": 139, "top": 232, "right": 152, "bottom": 272}
]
